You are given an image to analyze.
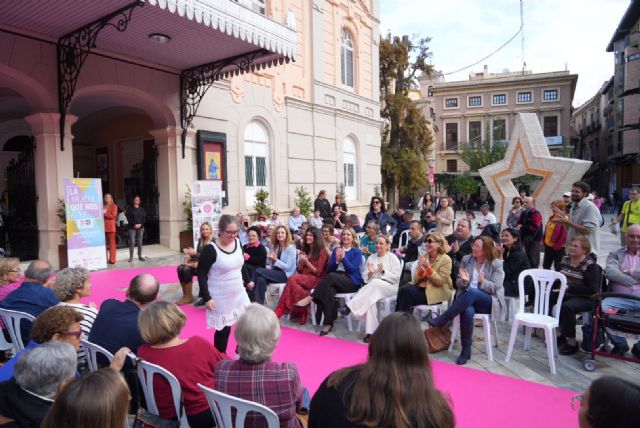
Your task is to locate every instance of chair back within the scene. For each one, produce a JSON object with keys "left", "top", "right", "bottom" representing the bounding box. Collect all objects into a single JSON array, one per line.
[
  {"left": 136, "top": 359, "right": 189, "bottom": 427},
  {"left": 399, "top": 229, "right": 411, "bottom": 248},
  {"left": 197, "top": 383, "right": 280, "bottom": 428},
  {"left": 0, "top": 308, "right": 35, "bottom": 352},
  {"left": 518, "top": 269, "right": 567, "bottom": 319},
  {"left": 80, "top": 339, "right": 115, "bottom": 372}
]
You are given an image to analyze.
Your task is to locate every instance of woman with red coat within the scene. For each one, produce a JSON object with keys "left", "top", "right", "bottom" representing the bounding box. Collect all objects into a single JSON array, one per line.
[
  {"left": 542, "top": 200, "right": 568, "bottom": 271},
  {"left": 103, "top": 193, "right": 118, "bottom": 264},
  {"left": 275, "top": 227, "right": 328, "bottom": 324}
]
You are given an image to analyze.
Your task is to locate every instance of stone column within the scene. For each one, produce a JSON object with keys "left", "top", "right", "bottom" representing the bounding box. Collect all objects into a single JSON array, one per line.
[
  {"left": 24, "top": 113, "right": 77, "bottom": 267},
  {"left": 150, "top": 127, "right": 197, "bottom": 251}
]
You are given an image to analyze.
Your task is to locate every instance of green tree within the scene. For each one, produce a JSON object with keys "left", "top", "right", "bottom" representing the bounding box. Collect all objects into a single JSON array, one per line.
[
  {"left": 253, "top": 189, "right": 271, "bottom": 217},
  {"left": 336, "top": 183, "right": 346, "bottom": 201},
  {"left": 380, "top": 34, "right": 434, "bottom": 208},
  {"left": 459, "top": 140, "right": 507, "bottom": 172},
  {"left": 182, "top": 185, "right": 193, "bottom": 232},
  {"left": 451, "top": 174, "right": 478, "bottom": 206},
  {"left": 293, "top": 186, "right": 313, "bottom": 218}
]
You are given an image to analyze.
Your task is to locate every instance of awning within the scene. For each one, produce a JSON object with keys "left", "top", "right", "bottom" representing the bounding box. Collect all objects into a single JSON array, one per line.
[{"left": 0, "top": 0, "right": 297, "bottom": 71}]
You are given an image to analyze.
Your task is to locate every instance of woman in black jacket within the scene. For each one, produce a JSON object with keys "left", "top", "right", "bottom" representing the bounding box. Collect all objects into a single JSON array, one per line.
[
  {"left": 241, "top": 226, "right": 267, "bottom": 302},
  {"left": 125, "top": 195, "right": 146, "bottom": 262},
  {"left": 499, "top": 228, "right": 531, "bottom": 302},
  {"left": 314, "top": 190, "right": 332, "bottom": 223}
]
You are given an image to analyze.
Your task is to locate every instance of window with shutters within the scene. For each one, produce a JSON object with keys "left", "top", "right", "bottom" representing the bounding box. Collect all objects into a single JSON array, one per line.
[
  {"left": 341, "top": 29, "right": 354, "bottom": 88},
  {"left": 244, "top": 121, "right": 270, "bottom": 207}
]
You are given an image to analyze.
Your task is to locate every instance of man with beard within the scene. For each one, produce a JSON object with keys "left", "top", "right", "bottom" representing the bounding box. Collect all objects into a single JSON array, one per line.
[{"left": 553, "top": 181, "right": 601, "bottom": 259}]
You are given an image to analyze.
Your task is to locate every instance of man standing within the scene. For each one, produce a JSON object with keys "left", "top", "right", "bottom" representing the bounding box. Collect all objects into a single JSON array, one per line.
[
  {"left": 602, "top": 225, "right": 640, "bottom": 357},
  {"left": 313, "top": 190, "right": 332, "bottom": 223},
  {"left": 553, "top": 181, "right": 601, "bottom": 258},
  {"left": 611, "top": 186, "right": 640, "bottom": 246},
  {"left": 477, "top": 204, "right": 497, "bottom": 231},
  {"left": 517, "top": 197, "right": 543, "bottom": 269}
]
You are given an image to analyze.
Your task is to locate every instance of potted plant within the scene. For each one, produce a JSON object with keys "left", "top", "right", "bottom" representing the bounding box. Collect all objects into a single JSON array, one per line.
[
  {"left": 57, "top": 198, "right": 68, "bottom": 268},
  {"left": 179, "top": 185, "right": 194, "bottom": 250},
  {"left": 253, "top": 189, "right": 272, "bottom": 218},
  {"left": 293, "top": 186, "right": 313, "bottom": 218}
]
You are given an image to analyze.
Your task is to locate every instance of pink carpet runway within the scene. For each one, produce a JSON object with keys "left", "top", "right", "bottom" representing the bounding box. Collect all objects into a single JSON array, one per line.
[{"left": 85, "top": 266, "right": 579, "bottom": 428}]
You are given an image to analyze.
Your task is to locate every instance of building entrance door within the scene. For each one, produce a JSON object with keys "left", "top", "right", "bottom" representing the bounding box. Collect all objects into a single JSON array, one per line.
[{"left": 124, "top": 139, "right": 159, "bottom": 245}]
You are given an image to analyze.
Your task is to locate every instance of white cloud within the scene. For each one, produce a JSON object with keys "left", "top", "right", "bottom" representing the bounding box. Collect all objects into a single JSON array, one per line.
[{"left": 380, "top": 0, "right": 629, "bottom": 106}]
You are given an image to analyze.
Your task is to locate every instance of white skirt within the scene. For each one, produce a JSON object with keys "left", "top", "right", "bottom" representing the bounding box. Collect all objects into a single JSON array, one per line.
[
  {"left": 347, "top": 279, "right": 398, "bottom": 317},
  {"left": 206, "top": 282, "right": 251, "bottom": 331}
]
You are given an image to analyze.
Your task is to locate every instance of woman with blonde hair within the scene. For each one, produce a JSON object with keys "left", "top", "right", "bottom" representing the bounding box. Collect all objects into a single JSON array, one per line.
[
  {"left": 137, "top": 300, "right": 227, "bottom": 427},
  {"left": 396, "top": 232, "right": 453, "bottom": 312},
  {"left": 41, "top": 368, "right": 130, "bottom": 428},
  {"left": 177, "top": 222, "right": 213, "bottom": 305},
  {"left": 248, "top": 225, "right": 297, "bottom": 304},
  {"left": 309, "top": 312, "right": 454, "bottom": 428},
  {"left": 427, "top": 235, "right": 505, "bottom": 365},
  {"left": 0, "top": 257, "right": 21, "bottom": 301},
  {"left": 347, "top": 235, "right": 401, "bottom": 343},
  {"left": 543, "top": 200, "right": 568, "bottom": 271}
]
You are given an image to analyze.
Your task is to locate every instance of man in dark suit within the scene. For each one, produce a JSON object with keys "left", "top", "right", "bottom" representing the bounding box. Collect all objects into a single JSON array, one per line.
[{"left": 446, "top": 218, "right": 474, "bottom": 281}]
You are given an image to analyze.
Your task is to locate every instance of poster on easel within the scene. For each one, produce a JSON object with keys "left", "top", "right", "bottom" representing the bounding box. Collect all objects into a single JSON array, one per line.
[
  {"left": 191, "top": 180, "right": 224, "bottom": 247},
  {"left": 64, "top": 178, "right": 107, "bottom": 271}
]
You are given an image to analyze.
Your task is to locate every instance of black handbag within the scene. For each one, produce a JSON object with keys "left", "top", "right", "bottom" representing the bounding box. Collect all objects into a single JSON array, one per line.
[{"left": 133, "top": 409, "right": 180, "bottom": 428}]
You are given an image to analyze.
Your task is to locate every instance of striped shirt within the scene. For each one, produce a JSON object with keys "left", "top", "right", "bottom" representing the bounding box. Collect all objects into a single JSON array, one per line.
[{"left": 558, "top": 256, "right": 599, "bottom": 296}]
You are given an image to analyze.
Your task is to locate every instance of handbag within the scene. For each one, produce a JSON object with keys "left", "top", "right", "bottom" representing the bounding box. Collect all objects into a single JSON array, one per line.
[
  {"left": 424, "top": 325, "right": 451, "bottom": 353},
  {"left": 133, "top": 409, "right": 180, "bottom": 428}
]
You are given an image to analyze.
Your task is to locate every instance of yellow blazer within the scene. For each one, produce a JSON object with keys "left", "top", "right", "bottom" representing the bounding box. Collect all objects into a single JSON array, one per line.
[{"left": 411, "top": 253, "right": 453, "bottom": 304}]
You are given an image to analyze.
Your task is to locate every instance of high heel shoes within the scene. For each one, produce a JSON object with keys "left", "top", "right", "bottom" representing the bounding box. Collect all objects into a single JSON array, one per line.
[{"left": 319, "top": 325, "right": 333, "bottom": 336}]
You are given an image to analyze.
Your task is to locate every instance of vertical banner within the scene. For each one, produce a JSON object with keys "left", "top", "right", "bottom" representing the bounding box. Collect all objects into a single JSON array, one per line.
[
  {"left": 191, "top": 180, "right": 223, "bottom": 247},
  {"left": 64, "top": 178, "right": 107, "bottom": 270},
  {"left": 428, "top": 165, "right": 435, "bottom": 186}
]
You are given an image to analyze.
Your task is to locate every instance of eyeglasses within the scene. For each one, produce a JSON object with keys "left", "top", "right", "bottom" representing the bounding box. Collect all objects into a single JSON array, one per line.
[
  {"left": 8, "top": 268, "right": 21, "bottom": 273},
  {"left": 571, "top": 394, "right": 583, "bottom": 411},
  {"left": 223, "top": 230, "right": 239, "bottom": 236},
  {"left": 372, "top": 201, "right": 381, "bottom": 205},
  {"left": 64, "top": 330, "right": 83, "bottom": 339}
]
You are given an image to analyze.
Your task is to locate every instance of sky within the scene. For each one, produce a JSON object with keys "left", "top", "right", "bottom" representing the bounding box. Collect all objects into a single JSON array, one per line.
[{"left": 380, "top": 0, "right": 630, "bottom": 107}]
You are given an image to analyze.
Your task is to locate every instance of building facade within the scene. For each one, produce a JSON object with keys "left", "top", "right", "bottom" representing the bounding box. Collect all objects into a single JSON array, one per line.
[
  {"left": 606, "top": 0, "right": 640, "bottom": 196},
  {"left": 418, "top": 67, "right": 578, "bottom": 176},
  {"left": 0, "top": 0, "right": 382, "bottom": 265}
]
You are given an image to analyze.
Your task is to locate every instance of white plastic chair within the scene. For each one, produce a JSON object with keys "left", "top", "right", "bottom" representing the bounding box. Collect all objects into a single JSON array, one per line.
[
  {"left": 80, "top": 339, "right": 115, "bottom": 372},
  {"left": 448, "top": 311, "right": 499, "bottom": 361},
  {"left": 198, "top": 383, "right": 279, "bottom": 428},
  {"left": 504, "top": 296, "right": 518, "bottom": 322},
  {"left": 398, "top": 229, "right": 411, "bottom": 248},
  {"left": 136, "top": 359, "right": 189, "bottom": 427},
  {"left": 0, "top": 308, "right": 35, "bottom": 352},
  {"left": 505, "top": 269, "right": 567, "bottom": 374}
]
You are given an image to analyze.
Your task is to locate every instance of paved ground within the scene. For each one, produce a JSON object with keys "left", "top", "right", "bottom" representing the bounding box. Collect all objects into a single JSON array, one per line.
[{"left": 97, "top": 212, "right": 640, "bottom": 393}]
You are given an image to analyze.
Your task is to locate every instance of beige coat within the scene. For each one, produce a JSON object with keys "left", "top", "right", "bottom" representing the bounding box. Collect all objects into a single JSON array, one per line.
[
  {"left": 435, "top": 207, "right": 455, "bottom": 236},
  {"left": 411, "top": 253, "right": 453, "bottom": 304}
]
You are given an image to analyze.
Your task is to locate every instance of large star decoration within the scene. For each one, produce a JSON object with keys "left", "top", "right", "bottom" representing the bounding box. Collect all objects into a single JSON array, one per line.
[{"left": 479, "top": 113, "right": 592, "bottom": 225}]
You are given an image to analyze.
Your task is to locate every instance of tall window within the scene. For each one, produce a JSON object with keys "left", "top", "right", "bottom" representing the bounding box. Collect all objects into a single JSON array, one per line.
[
  {"left": 469, "top": 121, "right": 482, "bottom": 146},
  {"left": 343, "top": 137, "right": 357, "bottom": 201},
  {"left": 244, "top": 121, "right": 269, "bottom": 207},
  {"left": 445, "top": 123, "right": 458, "bottom": 150},
  {"left": 341, "top": 29, "right": 354, "bottom": 88},
  {"left": 492, "top": 118, "right": 506, "bottom": 142},
  {"left": 543, "top": 116, "right": 558, "bottom": 137}
]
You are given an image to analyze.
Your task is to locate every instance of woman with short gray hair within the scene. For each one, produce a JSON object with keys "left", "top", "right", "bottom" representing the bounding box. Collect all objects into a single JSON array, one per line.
[
  {"left": 0, "top": 341, "right": 77, "bottom": 427},
  {"left": 215, "top": 303, "right": 306, "bottom": 428},
  {"left": 54, "top": 267, "right": 98, "bottom": 371}
]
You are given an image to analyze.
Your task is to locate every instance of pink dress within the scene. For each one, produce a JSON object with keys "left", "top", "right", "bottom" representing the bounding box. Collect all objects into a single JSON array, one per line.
[{"left": 0, "top": 282, "right": 20, "bottom": 328}]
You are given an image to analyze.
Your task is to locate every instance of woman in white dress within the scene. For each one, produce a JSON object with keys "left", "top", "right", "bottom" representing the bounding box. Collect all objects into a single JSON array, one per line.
[
  {"left": 197, "top": 215, "right": 250, "bottom": 353},
  {"left": 347, "top": 235, "right": 401, "bottom": 343}
]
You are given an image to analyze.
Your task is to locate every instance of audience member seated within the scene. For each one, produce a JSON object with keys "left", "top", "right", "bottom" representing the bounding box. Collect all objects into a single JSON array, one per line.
[
  {"left": 576, "top": 376, "right": 640, "bottom": 428},
  {"left": 397, "top": 220, "right": 425, "bottom": 284},
  {"left": 421, "top": 209, "right": 437, "bottom": 232},
  {"left": 137, "top": 301, "right": 228, "bottom": 427},
  {"left": 41, "top": 367, "right": 131, "bottom": 428},
  {"left": 247, "top": 225, "right": 297, "bottom": 304},
  {"left": 364, "top": 197, "right": 396, "bottom": 236},
  {"left": 309, "top": 312, "right": 454, "bottom": 428},
  {"left": 268, "top": 210, "right": 284, "bottom": 227},
  {"left": 88, "top": 273, "right": 159, "bottom": 358},
  {"left": 542, "top": 200, "right": 568, "bottom": 271},
  {"left": 446, "top": 218, "right": 473, "bottom": 282},
  {"left": 0, "top": 258, "right": 21, "bottom": 305},
  {"left": 0, "top": 260, "right": 58, "bottom": 343},
  {"left": 53, "top": 267, "right": 98, "bottom": 372},
  {"left": 390, "top": 207, "right": 405, "bottom": 225},
  {"left": 498, "top": 228, "right": 531, "bottom": 301},
  {"left": 261, "top": 224, "right": 275, "bottom": 250},
  {"left": 288, "top": 207, "right": 306, "bottom": 235},
  {"left": 321, "top": 224, "right": 341, "bottom": 254},
  {"left": 554, "top": 236, "right": 599, "bottom": 355},
  {"left": 427, "top": 236, "right": 505, "bottom": 365},
  {"left": 347, "top": 235, "right": 401, "bottom": 342},
  {"left": 295, "top": 222, "right": 309, "bottom": 251},
  {"left": 309, "top": 210, "right": 324, "bottom": 229},
  {"left": 602, "top": 225, "right": 640, "bottom": 357},
  {"left": 215, "top": 304, "right": 307, "bottom": 428},
  {"left": 332, "top": 194, "right": 348, "bottom": 218},
  {"left": 275, "top": 228, "right": 328, "bottom": 324},
  {"left": 396, "top": 232, "right": 453, "bottom": 312},
  {"left": 0, "top": 305, "right": 83, "bottom": 382},
  {"left": 0, "top": 342, "right": 77, "bottom": 428},
  {"left": 331, "top": 205, "right": 347, "bottom": 230},
  {"left": 391, "top": 210, "right": 413, "bottom": 249},
  {"left": 313, "top": 228, "right": 364, "bottom": 336},
  {"left": 176, "top": 222, "right": 212, "bottom": 305},
  {"left": 346, "top": 214, "right": 364, "bottom": 234},
  {"left": 242, "top": 226, "right": 268, "bottom": 302},
  {"left": 238, "top": 213, "right": 250, "bottom": 246},
  {"left": 359, "top": 221, "right": 379, "bottom": 259}
]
